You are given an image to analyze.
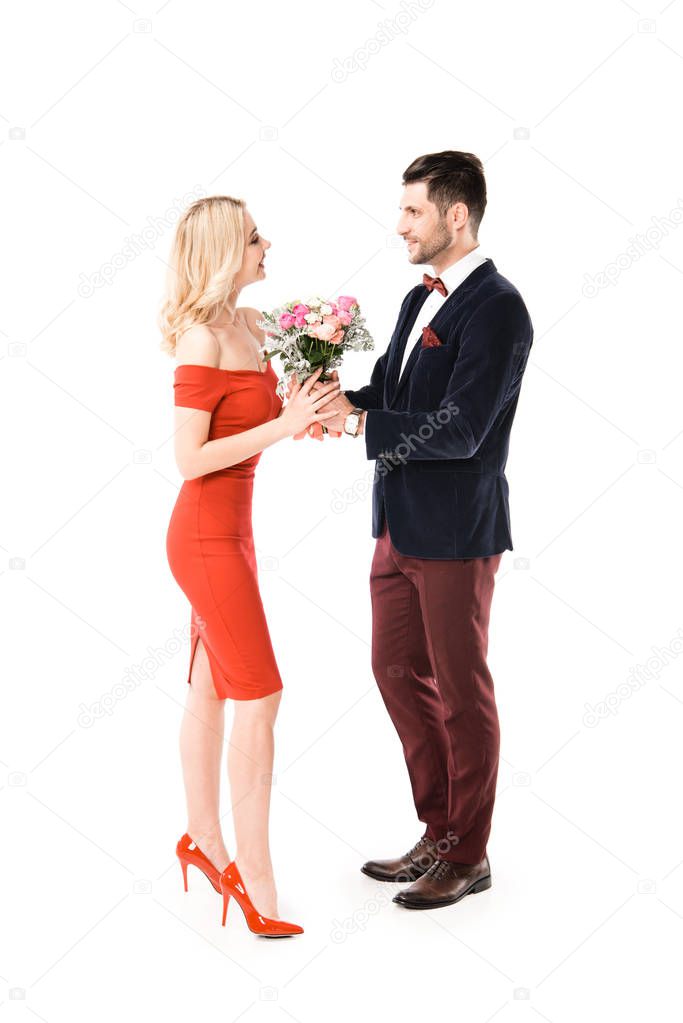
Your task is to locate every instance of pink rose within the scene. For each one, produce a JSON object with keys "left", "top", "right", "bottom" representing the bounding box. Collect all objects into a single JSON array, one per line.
[
  {"left": 322, "top": 314, "right": 341, "bottom": 330},
  {"left": 329, "top": 328, "right": 345, "bottom": 344},
  {"left": 308, "top": 321, "right": 337, "bottom": 341},
  {"left": 337, "top": 295, "right": 358, "bottom": 311},
  {"left": 278, "top": 312, "right": 296, "bottom": 330},
  {"left": 294, "top": 313, "right": 307, "bottom": 328},
  {"left": 292, "top": 303, "right": 310, "bottom": 316},
  {"left": 337, "top": 309, "right": 352, "bottom": 326}
]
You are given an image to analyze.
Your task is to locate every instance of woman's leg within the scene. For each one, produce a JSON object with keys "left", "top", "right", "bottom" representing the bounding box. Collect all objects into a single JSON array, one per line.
[
  {"left": 229, "top": 689, "right": 282, "bottom": 919},
  {"left": 179, "top": 636, "right": 230, "bottom": 871}
]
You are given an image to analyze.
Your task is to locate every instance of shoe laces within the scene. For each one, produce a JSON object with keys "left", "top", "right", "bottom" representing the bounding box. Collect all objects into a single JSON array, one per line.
[
  {"left": 407, "top": 836, "right": 432, "bottom": 860},
  {"left": 429, "top": 859, "right": 455, "bottom": 881}
]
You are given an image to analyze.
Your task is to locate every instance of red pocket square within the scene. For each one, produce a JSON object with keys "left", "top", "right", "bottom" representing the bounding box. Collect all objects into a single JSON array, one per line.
[{"left": 421, "top": 326, "right": 443, "bottom": 349}]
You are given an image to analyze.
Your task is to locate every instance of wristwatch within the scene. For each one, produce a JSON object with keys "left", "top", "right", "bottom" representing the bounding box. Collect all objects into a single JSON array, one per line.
[{"left": 343, "top": 407, "right": 364, "bottom": 437}]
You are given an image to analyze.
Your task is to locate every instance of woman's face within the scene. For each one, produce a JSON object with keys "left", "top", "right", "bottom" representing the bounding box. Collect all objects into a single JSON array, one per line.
[{"left": 234, "top": 208, "right": 271, "bottom": 289}]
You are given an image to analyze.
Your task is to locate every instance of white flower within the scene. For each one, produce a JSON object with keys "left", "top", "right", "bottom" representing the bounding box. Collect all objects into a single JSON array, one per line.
[
  {"left": 306, "top": 297, "right": 322, "bottom": 308},
  {"left": 305, "top": 312, "right": 322, "bottom": 323},
  {"left": 320, "top": 303, "right": 333, "bottom": 315}
]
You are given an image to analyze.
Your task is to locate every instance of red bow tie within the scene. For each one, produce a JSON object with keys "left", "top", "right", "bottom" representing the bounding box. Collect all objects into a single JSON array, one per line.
[{"left": 423, "top": 273, "right": 448, "bottom": 297}]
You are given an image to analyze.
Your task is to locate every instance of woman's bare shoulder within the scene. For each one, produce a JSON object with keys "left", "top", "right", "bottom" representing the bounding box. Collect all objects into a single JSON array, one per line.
[{"left": 175, "top": 324, "right": 221, "bottom": 367}]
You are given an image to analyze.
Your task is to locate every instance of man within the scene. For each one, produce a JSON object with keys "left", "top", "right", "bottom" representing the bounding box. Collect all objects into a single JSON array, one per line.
[{"left": 316, "top": 151, "right": 533, "bottom": 910}]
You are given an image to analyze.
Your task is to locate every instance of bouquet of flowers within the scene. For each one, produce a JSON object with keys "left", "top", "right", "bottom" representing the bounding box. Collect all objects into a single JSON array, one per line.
[{"left": 258, "top": 294, "right": 374, "bottom": 421}]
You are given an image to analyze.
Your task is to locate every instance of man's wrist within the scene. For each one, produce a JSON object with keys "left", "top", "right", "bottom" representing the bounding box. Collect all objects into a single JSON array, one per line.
[
  {"left": 343, "top": 407, "right": 366, "bottom": 437},
  {"left": 358, "top": 411, "right": 367, "bottom": 436}
]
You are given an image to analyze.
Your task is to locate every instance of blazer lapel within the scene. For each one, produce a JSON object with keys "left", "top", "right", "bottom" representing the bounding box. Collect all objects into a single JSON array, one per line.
[
  {"left": 385, "top": 288, "right": 429, "bottom": 405},
  {"left": 390, "top": 332, "right": 423, "bottom": 407},
  {"left": 389, "top": 259, "right": 497, "bottom": 409}
]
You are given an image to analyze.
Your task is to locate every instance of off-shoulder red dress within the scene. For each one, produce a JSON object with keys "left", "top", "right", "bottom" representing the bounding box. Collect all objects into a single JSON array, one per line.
[{"left": 166, "top": 362, "right": 284, "bottom": 700}]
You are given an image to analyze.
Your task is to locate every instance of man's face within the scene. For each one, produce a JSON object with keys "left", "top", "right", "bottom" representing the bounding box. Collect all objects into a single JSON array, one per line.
[{"left": 396, "top": 182, "right": 453, "bottom": 266}]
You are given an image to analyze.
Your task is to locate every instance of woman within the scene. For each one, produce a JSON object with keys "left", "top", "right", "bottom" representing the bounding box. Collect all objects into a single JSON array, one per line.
[{"left": 160, "top": 195, "right": 339, "bottom": 937}]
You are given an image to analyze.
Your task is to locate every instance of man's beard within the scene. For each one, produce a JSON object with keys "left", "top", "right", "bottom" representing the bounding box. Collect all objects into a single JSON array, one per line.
[{"left": 409, "top": 218, "right": 452, "bottom": 265}]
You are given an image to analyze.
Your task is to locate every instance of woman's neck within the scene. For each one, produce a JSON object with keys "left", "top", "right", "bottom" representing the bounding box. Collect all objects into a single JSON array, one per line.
[{"left": 210, "top": 289, "right": 241, "bottom": 327}]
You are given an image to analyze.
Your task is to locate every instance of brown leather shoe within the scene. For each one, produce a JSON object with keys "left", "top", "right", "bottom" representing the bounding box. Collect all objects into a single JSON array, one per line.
[
  {"left": 361, "top": 835, "right": 439, "bottom": 883},
  {"left": 392, "top": 855, "right": 491, "bottom": 909}
]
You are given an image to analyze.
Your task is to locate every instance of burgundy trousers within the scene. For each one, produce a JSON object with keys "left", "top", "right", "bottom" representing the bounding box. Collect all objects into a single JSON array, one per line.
[{"left": 369, "top": 520, "right": 503, "bottom": 864}]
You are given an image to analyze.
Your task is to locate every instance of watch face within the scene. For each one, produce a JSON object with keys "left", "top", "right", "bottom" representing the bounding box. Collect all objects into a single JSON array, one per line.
[{"left": 345, "top": 412, "right": 359, "bottom": 435}]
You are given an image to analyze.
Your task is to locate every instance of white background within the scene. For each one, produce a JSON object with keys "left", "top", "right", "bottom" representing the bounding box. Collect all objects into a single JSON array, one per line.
[{"left": 2, "top": 0, "right": 683, "bottom": 1019}]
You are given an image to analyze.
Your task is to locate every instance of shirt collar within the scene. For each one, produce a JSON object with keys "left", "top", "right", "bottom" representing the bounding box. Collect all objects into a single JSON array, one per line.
[{"left": 431, "top": 247, "right": 488, "bottom": 296}]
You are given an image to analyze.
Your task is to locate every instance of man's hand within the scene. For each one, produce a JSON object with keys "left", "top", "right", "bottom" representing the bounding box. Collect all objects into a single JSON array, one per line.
[{"left": 310, "top": 370, "right": 356, "bottom": 433}]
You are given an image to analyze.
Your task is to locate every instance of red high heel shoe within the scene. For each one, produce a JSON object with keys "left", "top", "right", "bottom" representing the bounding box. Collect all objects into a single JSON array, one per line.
[
  {"left": 219, "top": 862, "right": 303, "bottom": 937},
  {"left": 176, "top": 833, "right": 221, "bottom": 894}
]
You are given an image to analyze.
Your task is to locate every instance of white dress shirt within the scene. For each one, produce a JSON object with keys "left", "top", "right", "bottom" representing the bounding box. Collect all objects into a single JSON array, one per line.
[{"left": 398, "top": 248, "right": 489, "bottom": 381}]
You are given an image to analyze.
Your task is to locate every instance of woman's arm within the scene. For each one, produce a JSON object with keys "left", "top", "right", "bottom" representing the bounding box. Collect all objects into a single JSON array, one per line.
[
  {"left": 172, "top": 324, "right": 337, "bottom": 480},
  {"left": 174, "top": 407, "right": 289, "bottom": 481}
]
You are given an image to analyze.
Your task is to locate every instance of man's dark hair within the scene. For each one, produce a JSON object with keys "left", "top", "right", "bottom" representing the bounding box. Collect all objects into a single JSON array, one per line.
[{"left": 402, "top": 151, "right": 487, "bottom": 237}]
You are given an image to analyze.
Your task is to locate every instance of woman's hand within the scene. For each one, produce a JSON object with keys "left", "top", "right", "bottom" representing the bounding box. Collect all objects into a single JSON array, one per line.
[{"left": 278, "top": 366, "right": 341, "bottom": 438}]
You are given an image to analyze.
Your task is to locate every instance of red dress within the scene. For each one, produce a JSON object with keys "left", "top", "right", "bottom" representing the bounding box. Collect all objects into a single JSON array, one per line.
[{"left": 166, "top": 362, "right": 284, "bottom": 700}]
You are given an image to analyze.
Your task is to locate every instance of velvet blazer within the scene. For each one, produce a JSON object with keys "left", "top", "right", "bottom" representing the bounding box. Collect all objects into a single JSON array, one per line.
[{"left": 344, "top": 258, "right": 533, "bottom": 558}]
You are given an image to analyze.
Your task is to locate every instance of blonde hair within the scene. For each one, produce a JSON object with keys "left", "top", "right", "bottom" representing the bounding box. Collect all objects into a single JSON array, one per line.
[{"left": 158, "top": 195, "right": 246, "bottom": 355}]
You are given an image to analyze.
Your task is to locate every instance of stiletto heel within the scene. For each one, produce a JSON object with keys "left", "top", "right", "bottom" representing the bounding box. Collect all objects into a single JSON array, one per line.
[
  {"left": 176, "top": 832, "right": 222, "bottom": 895},
  {"left": 219, "top": 862, "right": 303, "bottom": 938}
]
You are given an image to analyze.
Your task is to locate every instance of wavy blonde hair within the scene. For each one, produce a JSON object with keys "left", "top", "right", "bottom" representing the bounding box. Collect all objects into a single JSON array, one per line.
[{"left": 158, "top": 195, "right": 246, "bottom": 355}]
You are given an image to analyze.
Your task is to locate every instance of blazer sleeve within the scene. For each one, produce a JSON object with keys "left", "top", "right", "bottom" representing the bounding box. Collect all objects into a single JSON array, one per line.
[
  {"left": 343, "top": 288, "right": 418, "bottom": 411},
  {"left": 343, "top": 347, "right": 389, "bottom": 411},
  {"left": 363, "top": 290, "right": 533, "bottom": 462}
]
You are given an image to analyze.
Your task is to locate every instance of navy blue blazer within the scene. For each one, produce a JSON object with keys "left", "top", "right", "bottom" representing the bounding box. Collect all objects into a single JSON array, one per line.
[{"left": 344, "top": 258, "right": 533, "bottom": 559}]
